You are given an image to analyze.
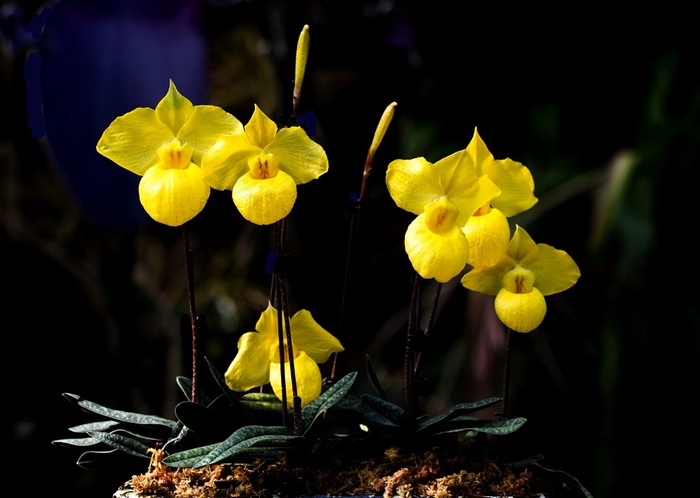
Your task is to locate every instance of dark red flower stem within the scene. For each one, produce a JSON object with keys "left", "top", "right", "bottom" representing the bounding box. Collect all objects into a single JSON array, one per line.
[
  {"left": 500, "top": 328, "right": 513, "bottom": 418},
  {"left": 332, "top": 143, "right": 376, "bottom": 383},
  {"left": 271, "top": 219, "right": 302, "bottom": 435},
  {"left": 404, "top": 271, "right": 423, "bottom": 424},
  {"left": 182, "top": 224, "right": 199, "bottom": 404},
  {"left": 414, "top": 282, "right": 441, "bottom": 373}
]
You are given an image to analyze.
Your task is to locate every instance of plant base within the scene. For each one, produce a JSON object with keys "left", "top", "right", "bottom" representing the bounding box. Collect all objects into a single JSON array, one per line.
[{"left": 112, "top": 445, "right": 580, "bottom": 497}]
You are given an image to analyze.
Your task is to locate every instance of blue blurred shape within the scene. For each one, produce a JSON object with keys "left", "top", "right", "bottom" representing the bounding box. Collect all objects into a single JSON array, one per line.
[{"left": 30, "top": 0, "right": 208, "bottom": 230}]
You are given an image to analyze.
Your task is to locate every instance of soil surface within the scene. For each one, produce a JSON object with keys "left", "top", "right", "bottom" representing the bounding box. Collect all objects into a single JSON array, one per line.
[{"left": 119, "top": 444, "right": 584, "bottom": 497}]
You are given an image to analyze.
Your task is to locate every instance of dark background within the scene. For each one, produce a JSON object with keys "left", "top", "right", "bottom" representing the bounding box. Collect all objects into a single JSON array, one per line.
[{"left": 3, "top": 1, "right": 698, "bottom": 497}]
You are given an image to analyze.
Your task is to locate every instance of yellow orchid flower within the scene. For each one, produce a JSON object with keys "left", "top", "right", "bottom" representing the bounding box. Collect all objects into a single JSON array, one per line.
[
  {"left": 201, "top": 105, "right": 329, "bottom": 225},
  {"left": 461, "top": 128, "right": 538, "bottom": 266},
  {"left": 386, "top": 149, "right": 501, "bottom": 282},
  {"left": 461, "top": 225, "right": 580, "bottom": 333},
  {"left": 225, "top": 302, "right": 344, "bottom": 407},
  {"left": 96, "top": 80, "right": 242, "bottom": 226}
]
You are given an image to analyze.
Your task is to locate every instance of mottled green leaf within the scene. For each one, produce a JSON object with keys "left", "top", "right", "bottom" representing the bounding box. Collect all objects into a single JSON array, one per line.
[
  {"left": 62, "top": 393, "right": 178, "bottom": 429},
  {"left": 194, "top": 425, "right": 299, "bottom": 467},
  {"left": 415, "top": 397, "right": 502, "bottom": 433},
  {"left": 302, "top": 371, "right": 357, "bottom": 432},
  {"left": 360, "top": 394, "right": 409, "bottom": 430},
  {"left": 86, "top": 431, "right": 152, "bottom": 459},
  {"left": 68, "top": 420, "right": 120, "bottom": 433}
]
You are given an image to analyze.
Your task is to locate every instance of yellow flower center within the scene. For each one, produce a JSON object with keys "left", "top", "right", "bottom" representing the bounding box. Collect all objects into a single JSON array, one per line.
[
  {"left": 248, "top": 152, "right": 280, "bottom": 179},
  {"left": 156, "top": 139, "right": 193, "bottom": 170},
  {"left": 502, "top": 266, "right": 535, "bottom": 294},
  {"left": 424, "top": 197, "right": 459, "bottom": 235}
]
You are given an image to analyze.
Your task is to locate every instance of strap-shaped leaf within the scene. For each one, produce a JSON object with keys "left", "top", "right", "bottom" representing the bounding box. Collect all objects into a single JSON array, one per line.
[
  {"left": 52, "top": 436, "right": 103, "bottom": 447},
  {"left": 86, "top": 431, "right": 152, "bottom": 459},
  {"left": 240, "top": 392, "right": 281, "bottom": 402},
  {"left": 240, "top": 392, "right": 283, "bottom": 412},
  {"left": 193, "top": 425, "right": 297, "bottom": 467},
  {"left": 331, "top": 392, "right": 363, "bottom": 412},
  {"left": 450, "top": 417, "right": 527, "bottom": 436},
  {"left": 203, "top": 357, "right": 260, "bottom": 421},
  {"left": 54, "top": 426, "right": 166, "bottom": 448},
  {"left": 360, "top": 394, "right": 408, "bottom": 429},
  {"left": 196, "top": 433, "right": 302, "bottom": 467},
  {"left": 301, "top": 371, "right": 357, "bottom": 432},
  {"left": 113, "top": 427, "right": 172, "bottom": 442},
  {"left": 415, "top": 397, "right": 502, "bottom": 433},
  {"left": 162, "top": 443, "right": 219, "bottom": 467},
  {"left": 62, "top": 393, "right": 178, "bottom": 429},
  {"left": 204, "top": 356, "right": 234, "bottom": 398},
  {"left": 68, "top": 420, "right": 121, "bottom": 433}
]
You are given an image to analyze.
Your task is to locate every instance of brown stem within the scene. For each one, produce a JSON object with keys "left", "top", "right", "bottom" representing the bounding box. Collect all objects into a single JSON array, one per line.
[
  {"left": 271, "top": 219, "right": 302, "bottom": 434},
  {"left": 500, "top": 328, "right": 513, "bottom": 418},
  {"left": 414, "top": 282, "right": 442, "bottom": 373},
  {"left": 404, "top": 271, "right": 422, "bottom": 424},
  {"left": 273, "top": 287, "right": 288, "bottom": 428},
  {"left": 182, "top": 225, "right": 199, "bottom": 404},
  {"left": 332, "top": 144, "right": 378, "bottom": 382}
]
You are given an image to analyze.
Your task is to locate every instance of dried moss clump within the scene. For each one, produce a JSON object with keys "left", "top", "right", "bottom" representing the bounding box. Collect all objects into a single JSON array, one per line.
[{"left": 124, "top": 445, "right": 574, "bottom": 498}]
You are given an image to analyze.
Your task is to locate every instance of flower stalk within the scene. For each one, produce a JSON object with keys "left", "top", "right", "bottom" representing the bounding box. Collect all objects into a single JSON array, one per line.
[
  {"left": 333, "top": 102, "right": 397, "bottom": 382},
  {"left": 414, "top": 281, "right": 441, "bottom": 374},
  {"left": 182, "top": 224, "right": 200, "bottom": 404},
  {"left": 499, "top": 328, "right": 513, "bottom": 418},
  {"left": 404, "top": 271, "right": 422, "bottom": 423},
  {"left": 270, "top": 218, "right": 303, "bottom": 434}
]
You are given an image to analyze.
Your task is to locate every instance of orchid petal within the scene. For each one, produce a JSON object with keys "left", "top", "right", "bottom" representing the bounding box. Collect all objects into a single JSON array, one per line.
[
  {"left": 465, "top": 127, "right": 495, "bottom": 177},
  {"left": 460, "top": 261, "right": 510, "bottom": 295},
  {"left": 178, "top": 106, "right": 243, "bottom": 165},
  {"left": 96, "top": 108, "right": 173, "bottom": 176},
  {"left": 488, "top": 158, "right": 537, "bottom": 217},
  {"left": 405, "top": 213, "right": 469, "bottom": 283},
  {"left": 433, "top": 150, "right": 501, "bottom": 226},
  {"left": 495, "top": 287, "right": 547, "bottom": 333},
  {"left": 527, "top": 245, "right": 581, "bottom": 295},
  {"left": 232, "top": 170, "right": 297, "bottom": 225},
  {"left": 268, "top": 127, "right": 329, "bottom": 184},
  {"left": 154, "top": 80, "right": 194, "bottom": 135},
  {"left": 270, "top": 352, "right": 322, "bottom": 408},
  {"left": 508, "top": 225, "right": 538, "bottom": 261},
  {"left": 201, "top": 134, "right": 259, "bottom": 190},
  {"left": 138, "top": 163, "right": 209, "bottom": 226},
  {"left": 462, "top": 208, "right": 511, "bottom": 267},
  {"left": 386, "top": 157, "right": 444, "bottom": 214},
  {"left": 466, "top": 127, "right": 537, "bottom": 217},
  {"left": 244, "top": 104, "right": 278, "bottom": 148},
  {"left": 290, "top": 309, "right": 344, "bottom": 363},
  {"left": 224, "top": 330, "right": 273, "bottom": 392}
]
